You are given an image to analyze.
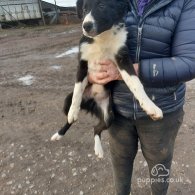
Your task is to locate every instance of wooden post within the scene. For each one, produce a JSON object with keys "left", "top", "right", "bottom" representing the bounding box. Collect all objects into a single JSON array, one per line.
[
  {"left": 38, "top": 0, "right": 45, "bottom": 25},
  {"left": 54, "top": 0, "right": 58, "bottom": 24}
]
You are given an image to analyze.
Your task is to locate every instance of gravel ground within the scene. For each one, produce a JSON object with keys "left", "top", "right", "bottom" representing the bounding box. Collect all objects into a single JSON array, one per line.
[{"left": 0, "top": 24, "right": 194, "bottom": 195}]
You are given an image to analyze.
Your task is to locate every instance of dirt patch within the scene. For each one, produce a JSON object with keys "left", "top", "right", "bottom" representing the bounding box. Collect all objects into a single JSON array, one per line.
[{"left": 0, "top": 25, "right": 195, "bottom": 195}]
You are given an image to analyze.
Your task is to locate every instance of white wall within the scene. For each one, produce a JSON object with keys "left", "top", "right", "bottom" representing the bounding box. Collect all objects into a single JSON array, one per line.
[{"left": 43, "top": 0, "right": 77, "bottom": 7}]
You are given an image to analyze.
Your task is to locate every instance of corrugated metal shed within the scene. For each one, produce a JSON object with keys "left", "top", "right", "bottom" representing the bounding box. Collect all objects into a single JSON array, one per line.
[
  {"left": 41, "top": 1, "right": 78, "bottom": 25},
  {"left": 0, "top": 0, "right": 41, "bottom": 22}
]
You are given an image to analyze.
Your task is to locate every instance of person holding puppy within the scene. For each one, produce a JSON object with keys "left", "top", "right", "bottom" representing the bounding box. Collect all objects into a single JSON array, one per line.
[{"left": 89, "top": 0, "right": 195, "bottom": 194}]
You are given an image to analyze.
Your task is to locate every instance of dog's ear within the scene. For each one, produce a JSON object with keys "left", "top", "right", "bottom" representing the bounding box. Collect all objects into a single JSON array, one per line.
[
  {"left": 117, "top": 0, "right": 130, "bottom": 16},
  {"left": 76, "top": 0, "right": 84, "bottom": 19}
]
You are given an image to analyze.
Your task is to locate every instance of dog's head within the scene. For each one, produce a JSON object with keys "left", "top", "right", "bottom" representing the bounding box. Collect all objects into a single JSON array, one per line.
[{"left": 76, "top": 0, "right": 129, "bottom": 37}]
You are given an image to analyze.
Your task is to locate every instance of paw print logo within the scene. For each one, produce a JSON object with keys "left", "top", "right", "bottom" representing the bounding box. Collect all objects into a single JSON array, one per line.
[{"left": 151, "top": 164, "right": 170, "bottom": 177}]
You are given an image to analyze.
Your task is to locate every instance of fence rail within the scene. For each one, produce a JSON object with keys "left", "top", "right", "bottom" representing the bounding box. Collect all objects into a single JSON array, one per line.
[{"left": 0, "top": 0, "right": 41, "bottom": 22}]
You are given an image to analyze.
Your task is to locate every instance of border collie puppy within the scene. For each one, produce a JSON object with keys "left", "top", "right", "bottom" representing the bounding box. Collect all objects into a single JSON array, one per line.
[{"left": 51, "top": 0, "right": 163, "bottom": 158}]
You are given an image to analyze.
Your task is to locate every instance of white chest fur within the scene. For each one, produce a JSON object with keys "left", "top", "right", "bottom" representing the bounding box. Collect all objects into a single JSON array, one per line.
[{"left": 80, "top": 25, "right": 127, "bottom": 73}]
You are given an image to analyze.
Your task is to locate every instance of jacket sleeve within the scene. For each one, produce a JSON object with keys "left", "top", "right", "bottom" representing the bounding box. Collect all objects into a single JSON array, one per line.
[{"left": 139, "top": 0, "right": 195, "bottom": 87}]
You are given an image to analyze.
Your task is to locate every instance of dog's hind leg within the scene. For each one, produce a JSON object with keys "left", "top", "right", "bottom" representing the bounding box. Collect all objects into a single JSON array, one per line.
[
  {"left": 93, "top": 96, "right": 114, "bottom": 158},
  {"left": 80, "top": 92, "right": 113, "bottom": 158},
  {"left": 94, "top": 121, "right": 107, "bottom": 158},
  {"left": 51, "top": 122, "right": 72, "bottom": 141},
  {"left": 51, "top": 92, "right": 73, "bottom": 141},
  {"left": 63, "top": 92, "right": 73, "bottom": 116}
]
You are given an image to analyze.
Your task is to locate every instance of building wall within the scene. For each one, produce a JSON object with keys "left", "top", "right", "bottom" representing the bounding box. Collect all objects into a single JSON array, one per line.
[
  {"left": 43, "top": 0, "right": 76, "bottom": 7},
  {"left": 0, "top": 0, "right": 41, "bottom": 22}
]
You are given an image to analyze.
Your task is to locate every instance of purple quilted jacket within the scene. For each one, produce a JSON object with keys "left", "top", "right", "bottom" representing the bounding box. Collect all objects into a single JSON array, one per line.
[{"left": 137, "top": 0, "right": 150, "bottom": 15}]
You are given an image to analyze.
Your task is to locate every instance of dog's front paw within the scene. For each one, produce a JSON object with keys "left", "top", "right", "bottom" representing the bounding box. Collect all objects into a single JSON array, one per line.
[
  {"left": 141, "top": 100, "right": 163, "bottom": 120},
  {"left": 68, "top": 106, "right": 80, "bottom": 123},
  {"left": 148, "top": 105, "right": 163, "bottom": 120},
  {"left": 94, "top": 135, "right": 104, "bottom": 158},
  {"left": 145, "top": 102, "right": 163, "bottom": 121},
  {"left": 51, "top": 132, "right": 63, "bottom": 141}
]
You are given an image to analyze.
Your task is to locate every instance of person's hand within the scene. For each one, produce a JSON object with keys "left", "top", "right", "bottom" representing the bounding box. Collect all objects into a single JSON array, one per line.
[
  {"left": 88, "top": 60, "right": 139, "bottom": 85},
  {"left": 88, "top": 59, "right": 121, "bottom": 84}
]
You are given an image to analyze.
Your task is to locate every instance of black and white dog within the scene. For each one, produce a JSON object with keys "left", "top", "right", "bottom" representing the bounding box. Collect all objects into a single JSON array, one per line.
[{"left": 51, "top": 0, "right": 163, "bottom": 158}]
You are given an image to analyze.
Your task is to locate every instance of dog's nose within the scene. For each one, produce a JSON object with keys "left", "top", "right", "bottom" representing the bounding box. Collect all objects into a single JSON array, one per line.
[{"left": 83, "top": 22, "right": 93, "bottom": 33}]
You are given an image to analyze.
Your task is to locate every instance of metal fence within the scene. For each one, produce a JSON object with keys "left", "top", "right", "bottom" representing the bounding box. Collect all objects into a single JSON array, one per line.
[{"left": 0, "top": 0, "right": 41, "bottom": 22}]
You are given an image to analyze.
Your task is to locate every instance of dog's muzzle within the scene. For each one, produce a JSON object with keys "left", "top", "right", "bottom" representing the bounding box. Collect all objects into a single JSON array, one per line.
[{"left": 82, "top": 22, "right": 97, "bottom": 37}]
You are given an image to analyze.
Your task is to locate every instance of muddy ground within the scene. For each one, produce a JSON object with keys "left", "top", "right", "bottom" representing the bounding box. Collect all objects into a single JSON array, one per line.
[{"left": 0, "top": 24, "right": 195, "bottom": 195}]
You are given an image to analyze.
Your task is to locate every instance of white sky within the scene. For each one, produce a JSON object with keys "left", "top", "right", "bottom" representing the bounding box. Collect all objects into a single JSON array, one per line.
[{"left": 43, "top": 0, "right": 77, "bottom": 7}]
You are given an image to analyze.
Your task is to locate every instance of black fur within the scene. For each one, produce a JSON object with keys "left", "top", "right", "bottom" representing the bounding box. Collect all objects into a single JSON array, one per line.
[
  {"left": 115, "top": 46, "right": 136, "bottom": 75},
  {"left": 77, "top": 60, "right": 88, "bottom": 82},
  {"left": 80, "top": 35, "right": 94, "bottom": 44}
]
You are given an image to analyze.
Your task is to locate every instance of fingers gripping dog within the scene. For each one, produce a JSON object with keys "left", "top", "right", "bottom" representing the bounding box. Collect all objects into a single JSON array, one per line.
[{"left": 51, "top": 0, "right": 163, "bottom": 158}]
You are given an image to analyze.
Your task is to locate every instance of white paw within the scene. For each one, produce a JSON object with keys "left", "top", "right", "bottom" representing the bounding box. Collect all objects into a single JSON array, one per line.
[
  {"left": 51, "top": 132, "right": 63, "bottom": 141},
  {"left": 94, "top": 135, "right": 104, "bottom": 158},
  {"left": 152, "top": 106, "right": 163, "bottom": 120},
  {"left": 141, "top": 100, "right": 163, "bottom": 120},
  {"left": 68, "top": 106, "right": 80, "bottom": 123}
]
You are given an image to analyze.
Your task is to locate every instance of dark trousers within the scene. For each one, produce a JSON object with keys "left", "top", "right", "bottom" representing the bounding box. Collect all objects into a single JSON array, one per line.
[{"left": 109, "top": 109, "right": 184, "bottom": 195}]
